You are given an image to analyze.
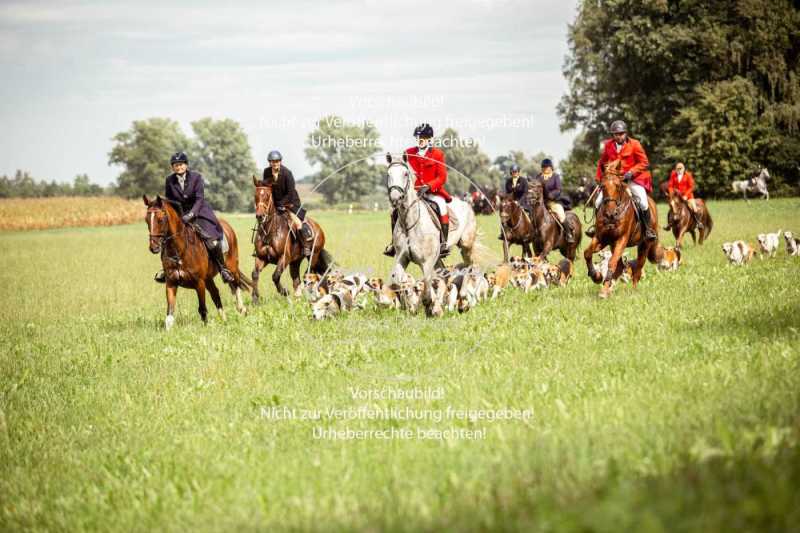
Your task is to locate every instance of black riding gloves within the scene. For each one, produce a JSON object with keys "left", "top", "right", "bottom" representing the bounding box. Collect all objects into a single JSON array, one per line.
[{"left": 181, "top": 212, "right": 194, "bottom": 224}]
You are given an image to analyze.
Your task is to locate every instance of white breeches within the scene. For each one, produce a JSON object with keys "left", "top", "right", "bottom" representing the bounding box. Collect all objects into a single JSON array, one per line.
[
  {"left": 595, "top": 183, "right": 649, "bottom": 211},
  {"left": 424, "top": 193, "right": 448, "bottom": 216}
]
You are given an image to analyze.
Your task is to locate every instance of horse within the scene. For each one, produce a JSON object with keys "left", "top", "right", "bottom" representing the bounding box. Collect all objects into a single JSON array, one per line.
[
  {"left": 143, "top": 195, "right": 249, "bottom": 329},
  {"left": 250, "top": 176, "right": 332, "bottom": 303},
  {"left": 385, "top": 153, "right": 478, "bottom": 316},
  {"left": 527, "top": 179, "right": 582, "bottom": 261},
  {"left": 732, "top": 167, "right": 769, "bottom": 200},
  {"left": 583, "top": 160, "right": 660, "bottom": 298},
  {"left": 666, "top": 191, "right": 713, "bottom": 248},
  {"left": 498, "top": 194, "right": 535, "bottom": 259},
  {"left": 469, "top": 188, "right": 496, "bottom": 215}
]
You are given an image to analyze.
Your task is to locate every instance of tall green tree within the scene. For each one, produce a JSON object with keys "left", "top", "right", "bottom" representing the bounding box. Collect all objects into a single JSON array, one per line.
[
  {"left": 304, "top": 115, "right": 382, "bottom": 204},
  {"left": 437, "top": 128, "right": 501, "bottom": 195},
  {"left": 559, "top": 0, "right": 800, "bottom": 195},
  {"left": 190, "top": 118, "right": 258, "bottom": 212},
  {"left": 109, "top": 118, "right": 190, "bottom": 198}
]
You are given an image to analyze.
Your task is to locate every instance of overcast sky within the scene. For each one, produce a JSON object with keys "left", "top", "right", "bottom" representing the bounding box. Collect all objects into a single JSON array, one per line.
[{"left": 0, "top": 0, "right": 579, "bottom": 185}]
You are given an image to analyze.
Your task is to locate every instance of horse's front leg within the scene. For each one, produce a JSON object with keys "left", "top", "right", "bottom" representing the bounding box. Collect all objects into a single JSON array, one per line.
[
  {"left": 631, "top": 243, "right": 650, "bottom": 288},
  {"left": 165, "top": 282, "right": 177, "bottom": 330},
  {"left": 195, "top": 280, "right": 208, "bottom": 323},
  {"left": 600, "top": 237, "right": 629, "bottom": 298},
  {"left": 584, "top": 237, "right": 602, "bottom": 284},
  {"left": 421, "top": 256, "right": 437, "bottom": 317},
  {"left": 289, "top": 259, "right": 302, "bottom": 298},
  {"left": 206, "top": 278, "right": 226, "bottom": 321},
  {"left": 522, "top": 241, "right": 532, "bottom": 259},
  {"left": 251, "top": 257, "right": 266, "bottom": 305},
  {"left": 272, "top": 256, "right": 289, "bottom": 297}
]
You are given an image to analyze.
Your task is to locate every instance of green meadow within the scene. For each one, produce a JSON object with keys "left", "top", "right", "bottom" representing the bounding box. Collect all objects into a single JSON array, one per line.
[{"left": 1, "top": 199, "right": 799, "bottom": 531}]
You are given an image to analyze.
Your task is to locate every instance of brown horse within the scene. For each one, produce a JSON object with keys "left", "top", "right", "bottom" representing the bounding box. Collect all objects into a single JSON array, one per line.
[
  {"left": 499, "top": 194, "right": 535, "bottom": 259},
  {"left": 666, "top": 191, "right": 713, "bottom": 248},
  {"left": 251, "top": 177, "right": 332, "bottom": 302},
  {"left": 527, "top": 179, "right": 582, "bottom": 261},
  {"left": 143, "top": 195, "right": 250, "bottom": 329},
  {"left": 583, "top": 160, "right": 660, "bottom": 298}
]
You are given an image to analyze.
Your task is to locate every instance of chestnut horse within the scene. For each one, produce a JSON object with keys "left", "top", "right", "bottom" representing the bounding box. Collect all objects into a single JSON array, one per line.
[
  {"left": 583, "top": 160, "right": 660, "bottom": 298},
  {"left": 144, "top": 195, "right": 250, "bottom": 329},
  {"left": 667, "top": 191, "right": 713, "bottom": 248},
  {"left": 499, "top": 194, "right": 535, "bottom": 259},
  {"left": 251, "top": 177, "right": 332, "bottom": 302},
  {"left": 527, "top": 179, "right": 582, "bottom": 261}
]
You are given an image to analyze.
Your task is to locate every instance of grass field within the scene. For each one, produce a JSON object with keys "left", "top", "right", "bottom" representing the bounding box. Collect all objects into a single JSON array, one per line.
[
  {"left": 1, "top": 199, "right": 799, "bottom": 531},
  {"left": 0, "top": 196, "right": 143, "bottom": 231}
]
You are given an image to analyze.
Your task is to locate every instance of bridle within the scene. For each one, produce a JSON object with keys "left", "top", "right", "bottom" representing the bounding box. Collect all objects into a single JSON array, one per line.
[
  {"left": 146, "top": 203, "right": 189, "bottom": 267},
  {"left": 254, "top": 186, "right": 278, "bottom": 241},
  {"left": 600, "top": 177, "right": 632, "bottom": 222},
  {"left": 386, "top": 161, "right": 421, "bottom": 231}
]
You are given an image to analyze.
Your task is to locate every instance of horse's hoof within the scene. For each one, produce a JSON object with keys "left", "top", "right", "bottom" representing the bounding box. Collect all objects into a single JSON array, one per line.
[{"left": 165, "top": 315, "right": 175, "bottom": 330}]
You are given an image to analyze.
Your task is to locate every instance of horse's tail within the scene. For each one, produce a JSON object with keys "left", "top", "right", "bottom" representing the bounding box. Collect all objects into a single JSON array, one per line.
[
  {"left": 313, "top": 249, "right": 336, "bottom": 275},
  {"left": 237, "top": 270, "right": 254, "bottom": 290},
  {"left": 705, "top": 211, "right": 714, "bottom": 238},
  {"left": 648, "top": 242, "right": 663, "bottom": 264}
]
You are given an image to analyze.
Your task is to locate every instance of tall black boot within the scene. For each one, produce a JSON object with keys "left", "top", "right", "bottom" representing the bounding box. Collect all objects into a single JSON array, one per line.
[
  {"left": 692, "top": 210, "right": 705, "bottom": 230},
  {"left": 383, "top": 209, "right": 399, "bottom": 257},
  {"left": 300, "top": 221, "right": 314, "bottom": 256},
  {"left": 639, "top": 209, "right": 657, "bottom": 241},
  {"left": 663, "top": 211, "right": 673, "bottom": 231},
  {"left": 439, "top": 221, "right": 450, "bottom": 257},
  {"left": 207, "top": 240, "right": 234, "bottom": 283}
]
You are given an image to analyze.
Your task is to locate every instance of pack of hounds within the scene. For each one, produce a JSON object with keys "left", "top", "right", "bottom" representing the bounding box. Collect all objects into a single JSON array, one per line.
[
  {"left": 305, "top": 256, "right": 577, "bottom": 320},
  {"left": 722, "top": 229, "right": 800, "bottom": 265}
]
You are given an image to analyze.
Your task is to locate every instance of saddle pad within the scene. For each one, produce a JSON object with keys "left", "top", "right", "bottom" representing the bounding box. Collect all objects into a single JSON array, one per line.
[
  {"left": 423, "top": 201, "right": 460, "bottom": 231},
  {"left": 221, "top": 234, "right": 230, "bottom": 256}
]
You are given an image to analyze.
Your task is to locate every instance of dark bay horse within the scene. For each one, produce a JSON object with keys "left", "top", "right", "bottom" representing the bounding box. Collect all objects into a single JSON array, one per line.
[
  {"left": 499, "top": 194, "right": 535, "bottom": 259},
  {"left": 667, "top": 191, "right": 713, "bottom": 248},
  {"left": 527, "top": 179, "right": 581, "bottom": 261},
  {"left": 144, "top": 195, "right": 250, "bottom": 329},
  {"left": 251, "top": 177, "right": 332, "bottom": 302},
  {"left": 583, "top": 160, "right": 660, "bottom": 298}
]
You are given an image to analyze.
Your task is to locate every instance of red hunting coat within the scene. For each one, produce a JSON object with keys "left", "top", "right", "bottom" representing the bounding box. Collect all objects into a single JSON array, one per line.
[
  {"left": 405, "top": 146, "right": 452, "bottom": 201},
  {"left": 667, "top": 170, "right": 695, "bottom": 200},
  {"left": 595, "top": 137, "right": 653, "bottom": 193}
]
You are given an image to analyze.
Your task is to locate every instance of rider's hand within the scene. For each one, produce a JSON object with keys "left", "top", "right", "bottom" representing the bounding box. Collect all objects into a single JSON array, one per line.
[
  {"left": 417, "top": 184, "right": 430, "bottom": 195},
  {"left": 623, "top": 171, "right": 634, "bottom": 181},
  {"left": 181, "top": 212, "right": 194, "bottom": 224},
  {"left": 277, "top": 205, "right": 286, "bottom": 213}
]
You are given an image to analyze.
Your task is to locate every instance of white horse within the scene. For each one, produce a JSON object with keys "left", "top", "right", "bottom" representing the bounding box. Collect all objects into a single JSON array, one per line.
[
  {"left": 385, "top": 153, "right": 478, "bottom": 316},
  {"left": 732, "top": 167, "right": 769, "bottom": 200}
]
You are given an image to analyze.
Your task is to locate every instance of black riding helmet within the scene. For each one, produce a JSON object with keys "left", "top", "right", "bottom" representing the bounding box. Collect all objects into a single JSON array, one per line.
[
  {"left": 413, "top": 123, "right": 434, "bottom": 138},
  {"left": 510, "top": 163, "right": 521, "bottom": 173},
  {"left": 267, "top": 150, "right": 282, "bottom": 162},
  {"left": 170, "top": 152, "right": 189, "bottom": 165}
]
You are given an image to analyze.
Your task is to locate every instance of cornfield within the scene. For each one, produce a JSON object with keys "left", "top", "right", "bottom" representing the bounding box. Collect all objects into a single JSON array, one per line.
[{"left": 0, "top": 196, "right": 143, "bottom": 230}]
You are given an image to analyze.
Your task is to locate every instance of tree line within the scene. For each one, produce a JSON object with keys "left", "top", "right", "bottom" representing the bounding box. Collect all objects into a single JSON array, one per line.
[
  {"left": 558, "top": 0, "right": 800, "bottom": 196},
  {"left": 0, "top": 171, "right": 106, "bottom": 198}
]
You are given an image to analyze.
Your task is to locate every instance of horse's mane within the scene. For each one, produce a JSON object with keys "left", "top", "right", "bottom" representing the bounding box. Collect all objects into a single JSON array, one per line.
[{"left": 603, "top": 159, "right": 623, "bottom": 180}]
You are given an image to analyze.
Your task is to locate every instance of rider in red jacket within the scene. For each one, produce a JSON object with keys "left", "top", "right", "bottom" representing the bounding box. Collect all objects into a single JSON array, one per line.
[
  {"left": 384, "top": 123, "right": 452, "bottom": 258},
  {"left": 665, "top": 162, "right": 704, "bottom": 230},
  {"left": 588, "top": 120, "right": 657, "bottom": 240}
]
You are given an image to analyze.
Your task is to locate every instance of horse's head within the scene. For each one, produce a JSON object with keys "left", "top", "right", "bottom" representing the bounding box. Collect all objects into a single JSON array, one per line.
[
  {"left": 498, "top": 194, "right": 517, "bottom": 225},
  {"left": 143, "top": 194, "right": 170, "bottom": 254},
  {"left": 386, "top": 152, "right": 412, "bottom": 207},
  {"left": 528, "top": 178, "right": 544, "bottom": 204},
  {"left": 600, "top": 159, "right": 625, "bottom": 208},
  {"left": 252, "top": 175, "right": 274, "bottom": 222},
  {"left": 668, "top": 190, "right": 684, "bottom": 213}
]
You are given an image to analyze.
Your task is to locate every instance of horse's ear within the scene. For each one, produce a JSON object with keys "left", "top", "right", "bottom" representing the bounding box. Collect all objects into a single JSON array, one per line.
[
  {"left": 142, "top": 194, "right": 150, "bottom": 206},
  {"left": 402, "top": 152, "right": 408, "bottom": 163},
  {"left": 386, "top": 153, "right": 392, "bottom": 164},
  {"left": 252, "top": 175, "right": 258, "bottom": 187},
  {"left": 155, "top": 194, "right": 163, "bottom": 206}
]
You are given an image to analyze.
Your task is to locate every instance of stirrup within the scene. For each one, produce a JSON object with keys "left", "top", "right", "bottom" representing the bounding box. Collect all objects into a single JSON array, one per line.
[
  {"left": 439, "top": 244, "right": 450, "bottom": 258},
  {"left": 383, "top": 244, "right": 396, "bottom": 257},
  {"left": 585, "top": 226, "right": 596, "bottom": 238}
]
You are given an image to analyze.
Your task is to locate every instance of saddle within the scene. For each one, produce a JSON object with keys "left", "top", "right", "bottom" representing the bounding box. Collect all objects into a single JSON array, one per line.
[{"left": 423, "top": 198, "right": 459, "bottom": 233}]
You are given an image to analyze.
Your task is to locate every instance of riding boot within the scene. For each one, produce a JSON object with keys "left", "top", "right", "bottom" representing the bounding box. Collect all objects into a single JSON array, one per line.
[
  {"left": 564, "top": 217, "right": 576, "bottom": 244},
  {"left": 439, "top": 221, "right": 450, "bottom": 258},
  {"left": 300, "top": 221, "right": 315, "bottom": 257},
  {"left": 383, "top": 209, "right": 399, "bottom": 256},
  {"left": 154, "top": 270, "right": 166, "bottom": 283},
  {"left": 640, "top": 209, "right": 657, "bottom": 241},
  {"left": 663, "top": 212, "right": 672, "bottom": 231},
  {"left": 207, "top": 240, "right": 234, "bottom": 283}
]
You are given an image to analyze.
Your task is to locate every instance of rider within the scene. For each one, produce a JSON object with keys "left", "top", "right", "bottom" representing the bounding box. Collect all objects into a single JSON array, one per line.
[
  {"left": 155, "top": 151, "right": 234, "bottom": 284},
  {"left": 665, "top": 161, "right": 704, "bottom": 230},
  {"left": 532, "top": 158, "right": 575, "bottom": 243},
  {"left": 498, "top": 163, "right": 530, "bottom": 240},
  {"left": 259, "top": 150, "right": 315, "bottom": 257},
  {"left": 587, "top": 120, "right": 657, "bottom": 240},
  {"left": 383, "top": 123, "right": 452, "bottom": 258}
]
